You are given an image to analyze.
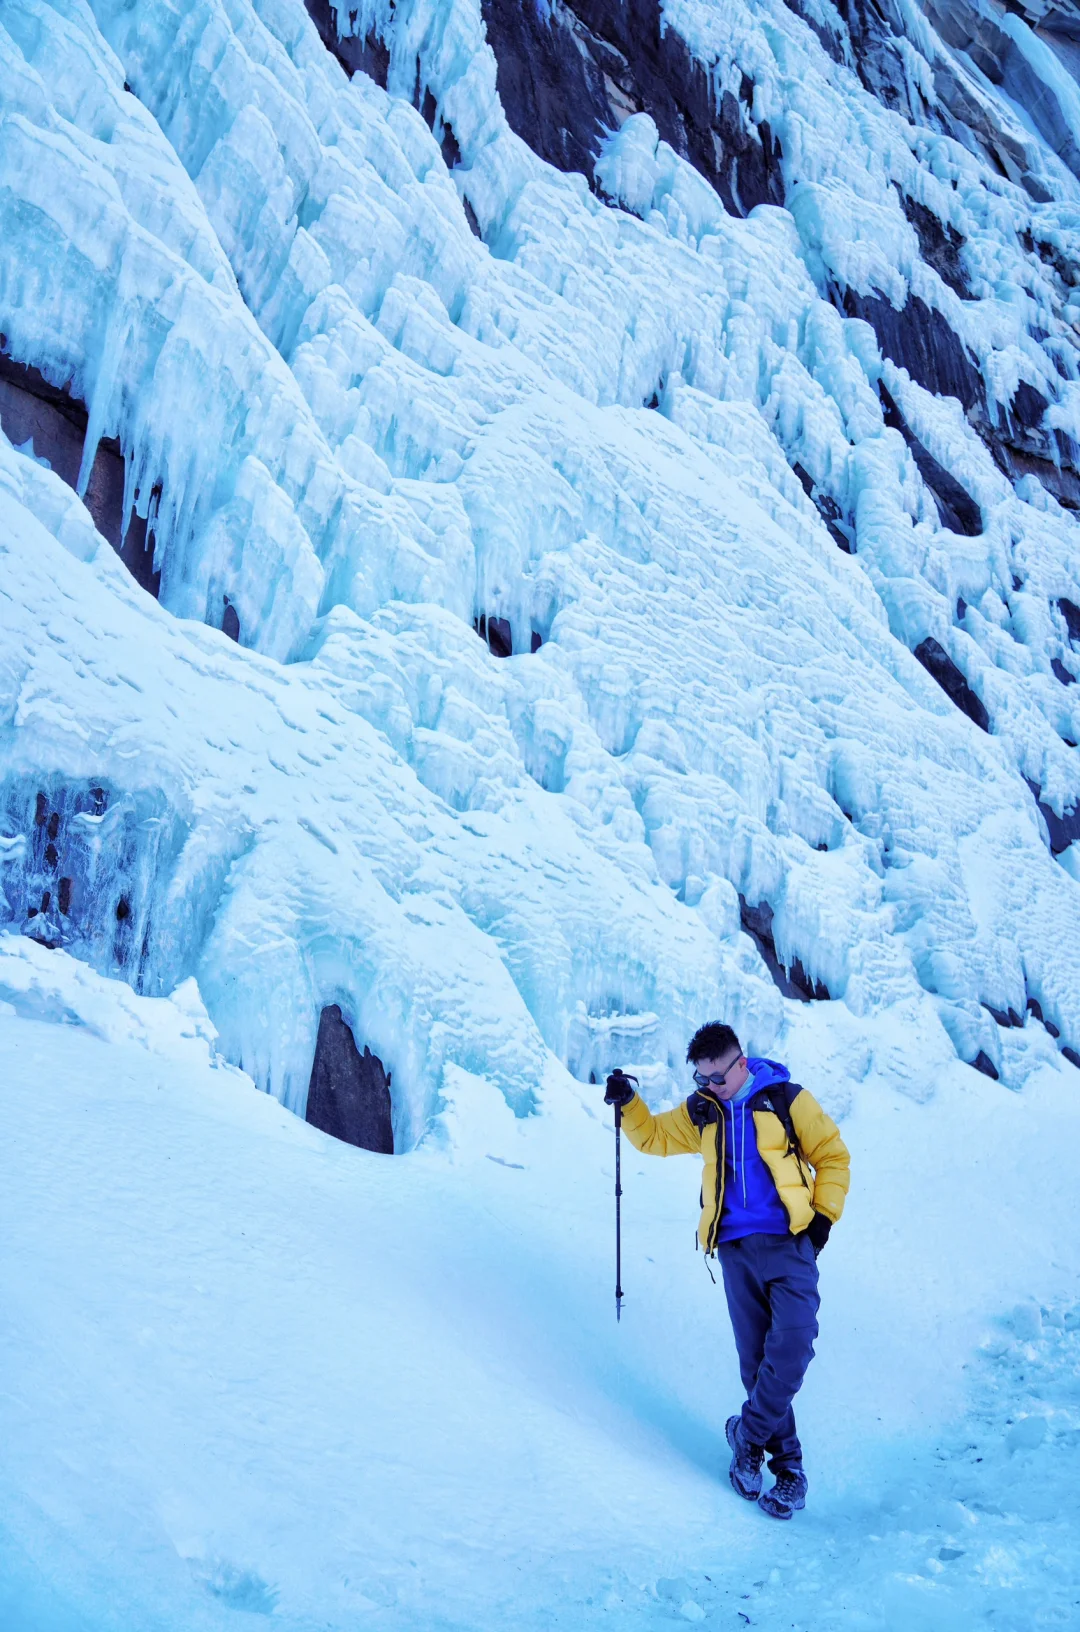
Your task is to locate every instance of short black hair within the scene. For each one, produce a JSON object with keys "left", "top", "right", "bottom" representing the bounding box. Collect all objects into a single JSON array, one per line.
[{"left": 686, "top": 1021, "right": 741, "bottom": 1064}]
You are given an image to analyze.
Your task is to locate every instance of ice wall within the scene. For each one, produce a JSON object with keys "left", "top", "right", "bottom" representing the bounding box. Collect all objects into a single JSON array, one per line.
[{"left": 1, "top": 0, "right": 1079, "bottom": 1138}]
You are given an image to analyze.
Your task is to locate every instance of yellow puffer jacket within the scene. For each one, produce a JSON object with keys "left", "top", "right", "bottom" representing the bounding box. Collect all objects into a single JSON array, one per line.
[{"left": 620, "top": 1079, "right": 850, "bottom": 1253}]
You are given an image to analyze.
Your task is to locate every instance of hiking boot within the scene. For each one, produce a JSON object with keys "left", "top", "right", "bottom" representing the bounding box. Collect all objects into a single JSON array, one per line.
[
  {"left": 757, "top": 1469, "right": 808, "bottom": 1520},
  {"left": 725, "top": 1414, "right": 765, "bottom": 1500}
]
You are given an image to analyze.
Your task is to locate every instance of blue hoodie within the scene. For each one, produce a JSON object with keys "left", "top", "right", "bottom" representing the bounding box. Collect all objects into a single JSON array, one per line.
[{"left": 716, "top": 1057, "right": 792, "bottom": 1243}]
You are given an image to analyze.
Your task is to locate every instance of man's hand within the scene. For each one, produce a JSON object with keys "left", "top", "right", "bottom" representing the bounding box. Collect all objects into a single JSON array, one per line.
[
  {"left": 806, "top": 1212, "right": 832, "bottom": 1256},
  {"left": 604, "top": 1069, "right": 637, "bottom": 1107}
]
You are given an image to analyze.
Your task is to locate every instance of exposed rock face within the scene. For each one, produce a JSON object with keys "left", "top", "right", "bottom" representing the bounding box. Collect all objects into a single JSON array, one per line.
[
  {"left": 920, "top": 0, "right": 1080, "bottom": 184},
  {"left": 475, "top": 613, "right": 513, "bottom": 658},
  {"left": 477, "top": 0, "right": 784, "bottom": 217},
  {"left": 913, "top": 638, "right": 990, "bottom": 732},
  {"left": 305, "top": 1005, "right": 395, "bottom": 1153},
  {"left": 782, "top": 0, "right": 845, "bottom": 65},
  {"left": 879, "top": 385, "right": 983, "bottom": 537},
  {"left": 0, "top": 351, "right": 159, "bottom": 596},
  {"left": 739, "top": 897, "right": 830, "bottom": 1003},
  {"left": 389, "top": 0, "right": 796, "bottom": 219},
  {"left": 843, "top": 0, "right": 929, "bottom": 115},
  {"left": 303, "top": 0, "right": 388, "bottom": 86},
  {"left": 836, "top": 290, "right": 1080, "bottom": 510},
  {"left": 836, "top": 290, "right": 984, "bottom": 414},
  {"left": 1026, "top": 778, "right": 1080, "bottom": 854},
  {"left": 474, "top": 615, "right": 542, "bottom": 656},
  {"left": 896, "top": 190, "right": 972, "bottom": 300},
  {"left": 996, "top": 374, "right": 1080, "bottom": 509},
  {"left": 792, "top": 463, "right": 854, "bottom": 551}
]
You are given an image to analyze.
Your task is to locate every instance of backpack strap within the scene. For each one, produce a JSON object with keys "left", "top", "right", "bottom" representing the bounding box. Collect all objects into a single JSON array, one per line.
[
  {"left": 749, "top": 1081, "right": 812, "bottom": 1189},
  {"left": 686, "top": 1088, "right": 721, "bottom": 1130}
]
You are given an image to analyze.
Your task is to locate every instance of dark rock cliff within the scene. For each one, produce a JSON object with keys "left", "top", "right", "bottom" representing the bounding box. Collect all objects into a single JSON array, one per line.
[{"left": 306, "top": 1005, "right": 395, "bottom": 1153}]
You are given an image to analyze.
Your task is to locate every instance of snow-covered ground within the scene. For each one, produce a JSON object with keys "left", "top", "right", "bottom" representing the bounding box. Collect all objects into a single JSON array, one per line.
[
  {"left": 2, "top": 0, "right": 1080, "bottom": 1623},
  {"left": 1, "top": 952, "right": 1078, "bottom": 1631}
]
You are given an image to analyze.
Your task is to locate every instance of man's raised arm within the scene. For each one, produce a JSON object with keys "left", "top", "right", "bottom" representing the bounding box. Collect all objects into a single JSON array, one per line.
[{"left": 604, "top": 1073, "right": 700, "bottom": 1157}]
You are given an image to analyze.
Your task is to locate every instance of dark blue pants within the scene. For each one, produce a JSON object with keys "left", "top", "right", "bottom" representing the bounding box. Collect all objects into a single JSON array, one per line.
[{"left": 718, "top": 1232, "right": 820, "bottom": 1473}]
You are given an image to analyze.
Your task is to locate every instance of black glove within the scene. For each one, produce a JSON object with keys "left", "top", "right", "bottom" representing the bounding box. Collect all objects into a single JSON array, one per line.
[
  {"left": 604, "top": 1069, "right": 637, "bottom": 1107},
  {"left": 806, "top": 1212, "right": 832, "bottom": 1257}
]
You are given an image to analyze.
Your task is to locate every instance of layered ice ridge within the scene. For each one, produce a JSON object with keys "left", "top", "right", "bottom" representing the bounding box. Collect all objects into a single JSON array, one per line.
[{"left": 1, "top": 0, "right": 1079, "bottom": 1125}]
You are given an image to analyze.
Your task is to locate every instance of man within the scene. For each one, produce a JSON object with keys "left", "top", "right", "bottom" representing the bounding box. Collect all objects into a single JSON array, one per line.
[{"left": 604, "top": 1021, "right": 850, "bottom": 1519}]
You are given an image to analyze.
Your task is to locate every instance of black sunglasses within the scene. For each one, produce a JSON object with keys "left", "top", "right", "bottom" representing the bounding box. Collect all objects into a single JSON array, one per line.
[{"left": 692, "top": 1060, "right": 742, "bottom": 1088}]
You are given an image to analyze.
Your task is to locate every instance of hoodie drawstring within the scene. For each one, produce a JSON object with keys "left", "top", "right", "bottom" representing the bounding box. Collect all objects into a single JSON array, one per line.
[
  {"left": 740, "top": 1102, "right": 747, "bottom": 1205},
  {"left": 726, "top": 1101, "right": 750, "bottom": 1207}
]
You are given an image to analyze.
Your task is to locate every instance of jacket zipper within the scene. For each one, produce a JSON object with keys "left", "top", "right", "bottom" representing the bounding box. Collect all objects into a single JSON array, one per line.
[
  {"left": 708, "top": 1101, "right": 725, "bottom": 1252},
  {"left": 705, "top": 1095, "right": 808, "bottom": 1248}
]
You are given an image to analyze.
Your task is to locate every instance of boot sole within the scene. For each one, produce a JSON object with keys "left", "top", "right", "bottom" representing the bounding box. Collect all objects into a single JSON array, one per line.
[{"left": 757, "top": 1490, "right": 806, "bottom": 1520}]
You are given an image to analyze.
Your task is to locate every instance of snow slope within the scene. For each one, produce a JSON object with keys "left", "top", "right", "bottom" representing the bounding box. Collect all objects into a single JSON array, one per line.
[
  {"left": 1, "top": 953, "right": 1078, "bottom": 1631},
  {"left": 1, "top": 0, "right": 1080, "bottom": 1622}
]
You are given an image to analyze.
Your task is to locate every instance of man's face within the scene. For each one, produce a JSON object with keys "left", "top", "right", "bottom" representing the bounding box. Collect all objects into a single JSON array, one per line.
[{"left": 693, "top": 1052, "right": 750, "bottom": 1102}]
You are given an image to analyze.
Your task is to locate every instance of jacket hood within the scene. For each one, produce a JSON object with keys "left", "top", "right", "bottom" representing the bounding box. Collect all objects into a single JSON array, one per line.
[{"left": 736, "top": 1056, "right": 790, "bottom": 1098}]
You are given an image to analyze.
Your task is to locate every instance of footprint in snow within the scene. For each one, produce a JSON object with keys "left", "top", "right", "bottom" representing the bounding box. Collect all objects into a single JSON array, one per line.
[{"left": 191, "top": 1557, "right": 278, "bottom": 1614}]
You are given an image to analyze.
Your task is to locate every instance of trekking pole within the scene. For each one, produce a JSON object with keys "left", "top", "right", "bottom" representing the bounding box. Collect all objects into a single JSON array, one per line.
[
  {"left": 615, "top": 1099, "right": 623, "bottom": 1322},
  {"left": 608, "top": 1069, "right": 637, "bottom": 1323}
]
